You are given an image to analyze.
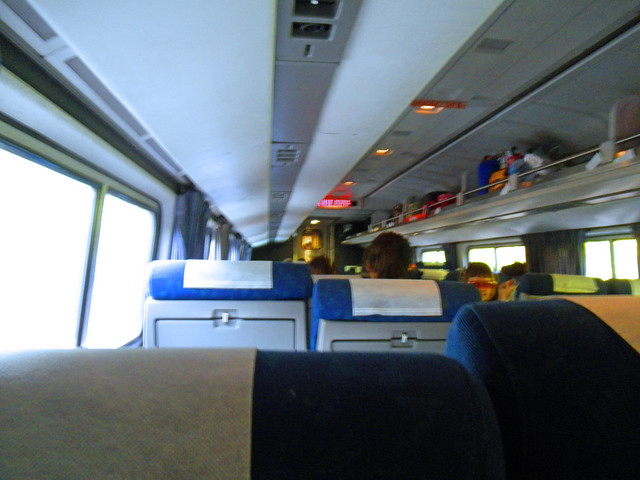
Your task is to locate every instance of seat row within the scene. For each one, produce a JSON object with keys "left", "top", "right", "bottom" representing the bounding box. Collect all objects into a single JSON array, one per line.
[
  {"left": 4, "top": 283, "right": 639, "bottom": 478},
  {"left": 143, "top": 260, "right": 640, "bottom": 351},
  {"left": 515, "top": 272, "right": 640, "bottom": 297},
  {"left": 143, "top": 259, "right": 480, "bottom": 351}
]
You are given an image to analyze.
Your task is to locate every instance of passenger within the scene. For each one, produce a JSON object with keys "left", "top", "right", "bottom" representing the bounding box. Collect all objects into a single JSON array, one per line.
[
  {"left": 461, "top": 262, "right": 499, "bottom": 301},
  {"left": 500, "top": 261, "right": 527, "bottom": 278},
  {"left": 499, "top": 262, "right": 527, "bottom": 301},
  {"left": 362, "top": 232, "right": 412, "bottom": 279},
  {"left": 462, "top": 262, "right": 518, "bottom": 301},
  {"left": 309, "top": 255, "right": 336, "bottom": 274}
]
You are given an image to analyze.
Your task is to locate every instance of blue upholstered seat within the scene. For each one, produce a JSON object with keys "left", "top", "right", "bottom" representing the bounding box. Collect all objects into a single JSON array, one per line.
[
  {"left": 444, "top": 299, "right": 640, "bottom": 479},
  {"left": 144, "top": 260, "right": 312, "bottom": 350},
  {"left": 310, "top": 279, "right": 480, "bottom": 351},
  {"left": 515, "top": 272, "right": 607, "bottom": 298},
  {"left": 1, "top": 349, "right": 506, "bottom": 480},
  {"left": 605, "top": 278, "right": 640, "bottom": 295}
]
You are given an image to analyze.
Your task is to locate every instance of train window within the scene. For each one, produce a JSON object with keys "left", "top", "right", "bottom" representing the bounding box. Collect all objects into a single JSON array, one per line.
[
  {"left": 0, "top": 146, "right": 96, "bottom": 349},
  {"left": 420, "top": 249, "right": 446, "bottom": 264},
  {"left": 83, "top": 193, "right": 155, "bottom": 348},
  {"left": 585, "top": 239, "right": 638, "bottom": 280},
  {"left": 1, "top": 139, "right": 158, "bottom": 350},
  {"left": 468, "top": 245, "right": 526, "bottom": 272}
]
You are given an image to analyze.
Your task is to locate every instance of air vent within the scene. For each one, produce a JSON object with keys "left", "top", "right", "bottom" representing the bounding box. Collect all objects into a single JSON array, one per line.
[
  {"left": 5, "top": 0, "right": 57, "bottom": 41},
  {"left": 294, "top": 0, "right": 340, "bottom": 19},
  {"left": 271, "top": 191, "right": 291, "bottom": 201},
  {"left": 475, "top": 37, "right": 513, "bottom": 54},
  {"left": 292, "top": 22, "right": 332, "bottom": 40},
  {"left": 66, "top": 56, "right": 147, "bottom": 136},
  {"left": 275, "top": 147, "right": 301, "bottom": 165},
  {"left": 390, "top": 130, "right": 412, "bottom": 136}
]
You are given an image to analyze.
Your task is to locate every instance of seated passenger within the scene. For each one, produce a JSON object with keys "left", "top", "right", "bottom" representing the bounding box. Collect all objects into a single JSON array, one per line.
[
  {"left": 362, "top": 232, "right": 412, "bottom": 279},
  {"left": 462, "top": 262, "right": 517, "bottom": 301},
  {"left": 498, "top": 262, "right": 527, "bottom": 301},
  {"left": 461, "top": 262, "right": 498, "bottom": 301},
  {"left": 309, "top": 255, "right": 336, "bottom": 274}
]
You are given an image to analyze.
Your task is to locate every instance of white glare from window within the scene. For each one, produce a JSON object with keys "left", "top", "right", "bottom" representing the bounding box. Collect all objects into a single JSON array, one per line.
[
  {"left": 0, "top": 148, "right": 95, "bottom": 350},
  {"left": 468, "top": 247, "right": 497, "bottom": 271},
  {"left": 495, "top": 246, "right": 526, "bottom": 271},
  {"left": 421, "top": 250, "right": 446, "bottom": 264},
  {"left": 84, "top": 194, "right": 155, "bottom": 348},
  {"left": 613, "top": 239, "right": 638, "bottom": 279},
  {"left": 585, "top": 241, "right": 613, "bottom": 280}
]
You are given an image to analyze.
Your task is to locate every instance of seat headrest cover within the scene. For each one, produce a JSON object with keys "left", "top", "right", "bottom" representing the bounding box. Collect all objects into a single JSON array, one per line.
[
  {"left": 550, "top": 274, "right": 598, "bottom": 293},
  {"left": 1, "top": 349, "right": 256, "bottom": 479},
  {"left": 184, "top": 260, "right": 272, "bottom": 289},
  {"left": 349, "top": 278, "right": 442, "bottom": 316},
  {"left": 146, "top": 260, "right": 312, "bottom": 300},
  {"left": 557, "top": 295, "right": 640, "bottom": 354}
]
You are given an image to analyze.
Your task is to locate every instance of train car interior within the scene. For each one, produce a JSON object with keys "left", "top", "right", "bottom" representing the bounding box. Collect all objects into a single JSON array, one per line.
[{"left": 1, "top": 1, "right": 640, "bottom": 478}]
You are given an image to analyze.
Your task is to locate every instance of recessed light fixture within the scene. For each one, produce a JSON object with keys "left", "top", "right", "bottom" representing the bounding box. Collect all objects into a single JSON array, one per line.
[
  {"left": 343, "top": 181, "right": 356, "bottom": 186},
  {"left": 411, "top": 99, "right": 466, "bottom": 115},
  {"left": 310, "top": 219, "right": 320, "bottom": 225},
  {"left": 374, "top": 148, "right": 393, "bottom": 156},
  {"left": 415, "top": 105, "right": 444, "bottom": 115}
]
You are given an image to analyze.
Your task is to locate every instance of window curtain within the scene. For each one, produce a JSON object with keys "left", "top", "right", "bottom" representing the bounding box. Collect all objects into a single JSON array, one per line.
[
  {"left": 228, "top": 234, "right": 242, "bottom": 261},
  {"left": 209, "top": 223, "right": 231, "bottom": 260},
  {"left": 632, "top": 223, "right": 640, "bottom": 274},
  {"left": 522, "top": 229, "right": 586, "bottom": 274},
  {"left": 442, "top": 243, "right": 459, "bottom": 270},
  {"left": 170, "top": 190, "right": 210, "bottom": 259}
]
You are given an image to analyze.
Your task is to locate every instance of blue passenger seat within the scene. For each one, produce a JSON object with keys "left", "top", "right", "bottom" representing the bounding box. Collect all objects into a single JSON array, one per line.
[
  {"left": 143, "top": 260, "right": 312, "bottom": 350},
  {"left": 605, "top": 277, "right": 640, "bottom": 295},
  {"left": 445, "top": 297, "right": 640, "bottom": 480},
  {"left": 311, "top": 278, "right": 480, "bottom": 352},
  {"left": 1, "top": 349, "right": 506, "bottom": 479},
  {"left": 515, "top": 272, "right": 606, "bottom": 298}
]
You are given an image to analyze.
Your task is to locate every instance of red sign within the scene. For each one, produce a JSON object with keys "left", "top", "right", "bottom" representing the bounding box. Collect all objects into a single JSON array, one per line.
[{"left": 317, "top": 198, "right": 352, "bottom": 208}]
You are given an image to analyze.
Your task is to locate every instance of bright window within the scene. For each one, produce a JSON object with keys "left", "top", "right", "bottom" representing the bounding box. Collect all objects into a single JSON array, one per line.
[
  {"left": 585, "top": 239, "right": 638, "bottom": 280},
  {"left": 83, "top": 194, "right": 155, "bottom": 348},
  {"left": 468, "top": 245, "right": 526, "bottom": 272},
  {"left": 0, "top": 148, "right": 95, "bottom": 350},
  {"left": 421, "top": 249, "right": 446, "bottom": 264},
  {"left": 0, "top": 143, "right": 158, "bottom": 351}
]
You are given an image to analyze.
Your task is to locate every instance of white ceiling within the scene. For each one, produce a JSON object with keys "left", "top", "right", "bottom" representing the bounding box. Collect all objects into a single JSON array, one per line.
[{"left": 2, "top": 0, "right": 640, "bottom": 246}]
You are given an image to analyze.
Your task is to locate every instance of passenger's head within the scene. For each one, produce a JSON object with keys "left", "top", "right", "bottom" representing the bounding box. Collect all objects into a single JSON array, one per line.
[
  {"left": 309, "top": 255, "right": 336, "bottom": 274},
  {"left": 363, "top": 232, "right": 412, "bottom": 279},
  {"left": 500, "top": 261, "right": 527, "bottom": 278},
  {"left": 462, "top": 262, "right": 497, "bottom": 301}
]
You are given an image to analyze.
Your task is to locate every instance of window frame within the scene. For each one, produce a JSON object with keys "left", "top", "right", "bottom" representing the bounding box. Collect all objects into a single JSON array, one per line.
[
  {"left": 1, "top": 136, "right": 161, "bottom": 348},
  {"left": 419, "top": 247, "right": 447, "bottom": 265},
  {"left": 465, "top": 240, "right": 526, "bottom": 272},
  {"left": 584, "top": 227, "right": 639, "bottom": 279}
]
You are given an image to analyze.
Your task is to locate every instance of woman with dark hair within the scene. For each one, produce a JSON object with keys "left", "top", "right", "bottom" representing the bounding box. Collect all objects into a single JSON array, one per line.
[
  {"left": 309, "top": 255, "right": 336, "bottom": 274},
  {"left": 362, "top": 232, "right": 412, "bottom": 279}
]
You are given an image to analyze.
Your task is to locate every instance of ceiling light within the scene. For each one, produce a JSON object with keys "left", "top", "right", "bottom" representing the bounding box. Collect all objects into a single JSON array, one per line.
[
  {"left": 343, "top": 181, "right": 356, "bottom": 186},
  {"left": 374, "top": 148, "right": 392, "bottom": 156},
  {"left": 310, "top": 219, "right": 320, "bottom": 224},
  {"left": 415, "top": 105, "right": 444, "bottom": 115},
  {"left": 310, "top": 0, "right": 319, "bottom": 4},
  {"left": 410, "top": 99, "right": 466, "bottom": 115}
]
